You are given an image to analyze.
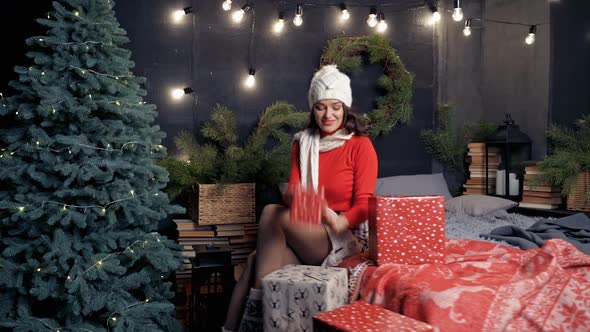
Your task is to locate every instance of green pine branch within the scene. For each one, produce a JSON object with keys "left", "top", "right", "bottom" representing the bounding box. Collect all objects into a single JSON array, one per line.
[
  {"left": 161, "top": 101, "right": 306, "bottom": 199},
  {"left": 420, "top": 103, "right": 496, "bottom": 195},
  {"left": 533, "top": 115, "right": 590, "bottom": 197}
]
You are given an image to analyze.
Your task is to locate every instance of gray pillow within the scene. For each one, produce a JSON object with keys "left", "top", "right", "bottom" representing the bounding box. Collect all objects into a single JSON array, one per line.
[
  {"left": 445, "top": 194, "right": 518, "bottom": 216},
  {"left": 375, "top": 173, "right": 453, "bottom": 202}
]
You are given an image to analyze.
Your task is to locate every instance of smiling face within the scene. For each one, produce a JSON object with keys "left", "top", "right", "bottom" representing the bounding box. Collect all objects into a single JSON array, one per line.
[{"left": 313, "top": 99, "right": 345, "bottom": 133}]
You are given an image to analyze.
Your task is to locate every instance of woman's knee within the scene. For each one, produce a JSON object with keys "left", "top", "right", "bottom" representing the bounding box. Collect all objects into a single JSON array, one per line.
[{"left": 258, "top": 204, "right": 288, "bottom": 231}]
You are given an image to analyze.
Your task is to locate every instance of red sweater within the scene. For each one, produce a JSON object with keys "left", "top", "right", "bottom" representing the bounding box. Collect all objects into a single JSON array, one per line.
[{"left": 285, "top": 133, "right": 378, "bottom": 229}]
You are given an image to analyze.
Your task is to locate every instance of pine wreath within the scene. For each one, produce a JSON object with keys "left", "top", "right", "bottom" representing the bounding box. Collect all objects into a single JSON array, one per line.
[{"left": 320, "top": 34, "right": 414, "bottom": 137}]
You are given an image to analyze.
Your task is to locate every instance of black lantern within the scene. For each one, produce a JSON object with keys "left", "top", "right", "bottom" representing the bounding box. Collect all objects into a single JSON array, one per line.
[
  {"left": 190, "top": 245, "right": 235, "bottom": 332},
  {"left": 484, "top": 114, "right": 532, "bottom": 201}
]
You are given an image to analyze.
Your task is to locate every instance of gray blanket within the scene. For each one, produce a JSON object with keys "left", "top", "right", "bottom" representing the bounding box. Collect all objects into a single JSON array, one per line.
[{"left": 482, "top": 213, "right": 590, "bottom": 254}]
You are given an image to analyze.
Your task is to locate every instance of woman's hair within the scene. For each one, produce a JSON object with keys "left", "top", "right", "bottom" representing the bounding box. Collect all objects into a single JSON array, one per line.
[{"left": 306, "top": 104, "right": 370, "bottom": 136}]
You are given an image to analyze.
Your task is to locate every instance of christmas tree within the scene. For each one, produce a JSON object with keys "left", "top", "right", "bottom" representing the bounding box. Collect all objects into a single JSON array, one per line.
[{"left": 0, "top": 0, "right": 183, "bottom": 331}]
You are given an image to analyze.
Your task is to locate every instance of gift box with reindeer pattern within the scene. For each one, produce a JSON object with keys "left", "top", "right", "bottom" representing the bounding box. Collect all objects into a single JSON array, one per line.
[{"left": 262, "top": 264, "right": 348, "bottom": 332}]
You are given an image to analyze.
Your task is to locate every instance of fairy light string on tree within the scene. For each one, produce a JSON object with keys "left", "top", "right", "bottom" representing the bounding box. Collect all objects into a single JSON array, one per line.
[{"left": 0, "top": 1, "right": 183, "bottom": 331}]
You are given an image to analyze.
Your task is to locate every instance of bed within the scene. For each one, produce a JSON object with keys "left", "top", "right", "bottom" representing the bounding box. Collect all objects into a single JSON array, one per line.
[{"left": 340, "top": 174, "right": 590, "bottom": 332}]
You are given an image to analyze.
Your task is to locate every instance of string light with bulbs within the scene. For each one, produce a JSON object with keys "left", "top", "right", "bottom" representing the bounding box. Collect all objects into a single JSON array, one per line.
[
  {"left": 293, "top": 5, "right": 304, "bottom": 27},
  {"left": 164, "top": 1, "right": 549, "bottom": 94},
  {"left": 171, "top": 6, "right": 193, "bottom": 23},
  {"left": 4, "top": 94, "right": 150, "bottom": 119},
  {"left": 273, "top": 12, "right": 285, "bottom": 33},
  {"left": 2, "top": 6, "right": 176, "bottom": 330},
  {"left": 25, "top": 232, "right": 170, "bottom": 332},
  {"left": 1, "top": 139, "right": 165, "bottom": 163},
  {"left": 339, "top": 4, "right": 350, "bottom": 21},
  {"left": 171, "top": 87, "right": 194, "bottom": 100},
  {"left": 376, "top": 13, "right": 388, "bottom": 33},
  {"left": 232, "top": 4, "right": 251, "bottom": 23},
  {"left": 12, "top": 189, "right": 156, "bottom": 217},
  {"left": 458, "top": 17, "right": 546, "bottom": 45},
  {"left": 451, "top": 0, "right": 464, "bottom": 22},
  {"left": 69, "top": 65, "right": 133, "bottom": 80},
  {"left": 463, "top": 19, "right": 472, "bottom": 36},
  {"left": 366, "top": 7, "right": 378, "bottom": 28},
  {"left": 7, "top": 229, "right": 167, "bottom": 280},
  {"left": 222, "top": 0, "right": 232, "bottom": 11},
  {"left": 245, "top": 68, "right": 256, "bottom": 88}
]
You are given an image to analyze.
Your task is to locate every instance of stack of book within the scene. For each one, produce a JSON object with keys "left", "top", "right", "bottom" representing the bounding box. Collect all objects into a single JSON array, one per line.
[
  {"left": 216, "top": 223, "right": 258, "bottom": 264},
  {"left": 463, "top": 143, "right": 500, "bottom": 195},
  {"left": 174, "top": 219, "right": 219, "bottom": 282},
  {"left": 173, "top": 219, "right": 258, "bottom": 281},
  {"left": 520, "top": 164, "right": 562, "bottom": 209},
  {"left": 173, "top": 219, "right": 258, "bottom": 323}
]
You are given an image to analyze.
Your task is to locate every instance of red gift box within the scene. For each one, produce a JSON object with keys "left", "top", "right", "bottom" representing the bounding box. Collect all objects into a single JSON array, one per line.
[
  {"left": 313, "top": 300, "right": 434, "bottom": 332},
  {"left": 289, "top": 184, "right": 325, "bottom": 225},
  {"left": 369, "top": 196, "right": 445, "bottom": 265}
]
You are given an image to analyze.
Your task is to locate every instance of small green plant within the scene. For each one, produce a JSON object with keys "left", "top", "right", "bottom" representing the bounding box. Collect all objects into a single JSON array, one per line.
[
  {"left": 160, "top": 102, "right": 307, "bottom": 199},
  {"left": 420, "top": 103, "right": 496, "bottom": 195},
  {"left": 533, "top": 115, "right": 590, "bottom": 197}
]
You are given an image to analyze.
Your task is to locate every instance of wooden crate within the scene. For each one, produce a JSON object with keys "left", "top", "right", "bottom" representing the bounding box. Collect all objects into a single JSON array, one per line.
[
  {"left": 188, "top": 183, "right": 256, "bottom": 225},
  {"left": 567, "top": 172, "right": 590, "bottom": 212}
]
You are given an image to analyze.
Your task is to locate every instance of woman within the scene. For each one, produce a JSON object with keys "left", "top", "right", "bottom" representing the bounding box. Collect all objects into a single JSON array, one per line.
[{"left": 223, "top": 65, "right": 378, "bottom": 332}]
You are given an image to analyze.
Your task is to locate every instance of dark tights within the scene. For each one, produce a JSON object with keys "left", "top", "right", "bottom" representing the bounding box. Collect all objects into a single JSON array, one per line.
[{"left": 223, "top": 204, "right": 331, "bottom": 331}]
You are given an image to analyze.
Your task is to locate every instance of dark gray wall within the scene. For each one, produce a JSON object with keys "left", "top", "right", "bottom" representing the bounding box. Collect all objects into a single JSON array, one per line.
[
  {"left": 550, "top": 0, "right": 590, "bottom": 127},
  {"left": 114, "top": 0, "right": 436, "bottom": 178},
  {"left": 436, "top": 0, "right": 485, "bottom": 124},
  {"left": 481, "top": 0, "right": 550, "bottom": 160},
  {"left": 3, "top": 1, "right": 589, "bottom": 178},
  {"left": 437, "top": 0, "right": 551, "bottom": 160}
]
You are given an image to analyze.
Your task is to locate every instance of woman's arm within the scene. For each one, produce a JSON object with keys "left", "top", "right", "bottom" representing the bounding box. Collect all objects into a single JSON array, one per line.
[{"left": 344, "top": 137, "right": 378, "bottom": 228}]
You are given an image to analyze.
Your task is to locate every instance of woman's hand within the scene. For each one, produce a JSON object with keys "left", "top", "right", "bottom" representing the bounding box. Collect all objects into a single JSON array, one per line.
[{"left": 322, "top": 206, "right": 350, "bottom": 234}]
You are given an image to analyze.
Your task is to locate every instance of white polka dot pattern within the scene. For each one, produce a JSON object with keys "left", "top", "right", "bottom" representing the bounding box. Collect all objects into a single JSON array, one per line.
[
  {"left": 368, "top": 196, "right": 446, "bottom": 266},
  {"left": 313, "top": 300, "right": 434, "bottom": 332}
]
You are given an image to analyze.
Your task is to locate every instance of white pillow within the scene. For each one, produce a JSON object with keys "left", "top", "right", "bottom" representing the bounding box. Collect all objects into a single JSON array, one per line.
[{"left": 445, "top": 194, "right": 517, "bottom": 216}]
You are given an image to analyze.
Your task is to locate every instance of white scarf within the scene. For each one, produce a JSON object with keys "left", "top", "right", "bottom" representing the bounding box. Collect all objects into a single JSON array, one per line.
[{"left": 293, "top": 128, "right": 353, "bottom": 191}]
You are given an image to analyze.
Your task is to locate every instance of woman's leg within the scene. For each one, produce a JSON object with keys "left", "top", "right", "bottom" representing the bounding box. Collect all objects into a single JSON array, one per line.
[
  {"left": 223, "top": 233, "right": 303, "bottom": 331},
  {"left": 254, "top": 204, "right": 331, "bottom": 288},
  {"left": 223, "top": 251, "right": 257, "bottom": 331}
]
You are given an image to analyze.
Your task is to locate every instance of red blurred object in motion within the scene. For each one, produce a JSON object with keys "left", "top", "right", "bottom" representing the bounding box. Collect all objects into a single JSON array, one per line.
[{"left": 289, "top": 184, "right": 325, "bottom": 225}]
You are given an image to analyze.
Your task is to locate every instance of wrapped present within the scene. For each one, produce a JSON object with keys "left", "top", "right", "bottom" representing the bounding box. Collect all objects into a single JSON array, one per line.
[
  {"left": 289, "top": 184, "right": 325, "bottom": 225},
  {"left": 313, "top": 300, "right": 434, "bottom": 332},
  {"left": 369, "top": 196, "right": 445, "bottom": 265},
  {"left": 262, "top": 264, "right": 348, "bottom": 332}
]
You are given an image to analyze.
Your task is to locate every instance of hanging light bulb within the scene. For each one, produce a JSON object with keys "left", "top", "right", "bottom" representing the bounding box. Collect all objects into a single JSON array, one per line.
[
  {"left": 525, "top": 25, "right": 536, "bottom": 45},
  {"left": 367, "top": 7, "right": 378, "bottom": 28},
  {"left": 452, "top": 0, "right": 464, "bottom": 22},
  {"left": 430, "top": 6, "right": 441, "bottom": 25},
  {"left": 172, "top": 7, "right": 193, "bottom": 23},
  {"left": 232, "top": 4, "right": 250, "bottom": 23},
  {"left": 340, "top": 4, "right": 350, "bottom": 21},
  {"left": 293, "top": 5, "right": 303, "bottom": 26},
  {"left": 245, "top": 68, "right": 256, "bottom": 88},
  {"left": 222, "top": 0, "right": 232, "bottom": 11},
  {"left": 171, "top": 87, "right": 194, "bottom": 100},
  {"left": 274, "top": 12, "right": 285, "bottom": 33},
  {"left": 376, "top": 13, "right": 387, "bottom": 33},
  {"left": 463, "top": 19, "right": 472, "bottom": 36}
]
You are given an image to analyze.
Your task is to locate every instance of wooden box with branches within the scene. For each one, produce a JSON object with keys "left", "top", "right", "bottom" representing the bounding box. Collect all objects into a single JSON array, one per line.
[{"left": 160, "top": 102, "right": 307, "bottom": 225}]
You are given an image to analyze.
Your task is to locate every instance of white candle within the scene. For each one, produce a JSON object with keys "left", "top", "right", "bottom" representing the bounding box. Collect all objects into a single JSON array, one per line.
[
  {"left": 509, "top": 178, "right": 519, "bottom": 195},
  {"left": 496, "top": 170, "right": 505, "bottom": 195}
]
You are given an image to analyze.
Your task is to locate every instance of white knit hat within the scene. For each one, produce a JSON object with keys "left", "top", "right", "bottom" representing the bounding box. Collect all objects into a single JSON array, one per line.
[{"left": 308, "top": 64, "right": 352, "bottom": 109}]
